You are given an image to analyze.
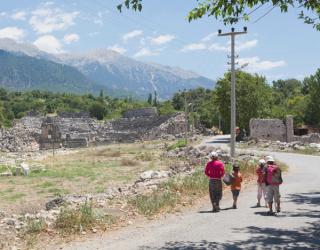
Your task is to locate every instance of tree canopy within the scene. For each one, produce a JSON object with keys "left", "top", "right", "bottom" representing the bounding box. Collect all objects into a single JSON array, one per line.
[{"left": 117, "top": 0, "right": 320, "bottom": 30}]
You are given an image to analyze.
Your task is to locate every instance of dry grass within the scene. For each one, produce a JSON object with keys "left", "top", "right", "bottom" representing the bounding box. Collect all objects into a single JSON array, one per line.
[{"left": 0, "top": 141, "right": 173, "bottom": 214}]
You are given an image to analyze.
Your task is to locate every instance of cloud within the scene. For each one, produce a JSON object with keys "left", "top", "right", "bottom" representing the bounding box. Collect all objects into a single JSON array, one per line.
[
  {"left": 0, "top": 27, "right": 26, "bottom": 41},
  {"left": 237, "top": 39, "right": 258, "bottom": 51},
  {"left": 208, "top": 43, "right": 228, "bottom": 52},
  {"left": 237, "top": 57, "right": 287, "bottom": 71},
  {"left": 181, "top": 43, "right": 206, "bottom": 52},
  {"left": 11, "top": 11, "right": 27, "bottom": 21},
  {"left": 34, "top": 35, "right": 63, "bottom": 54},
  {"left": 201, "top": 32, "right": 216, "bottom": 42},
  {"left": 134, "top": 48, "right": 160, "bottom": 57},
  {"left": 108, "top": 44, "right": 127, "bottom": 54},
  {"left": 122, "top": 30, "right": 143, "bottom": 41},
  {"left": 29, "top": 8, "right": 79, "bottom": 34},
  {"left": 63, "top": 33, "right": 79, "bottom": 44},
  {"left": 150, "top": 34, "right": 175, "bottom": 45},
  {"left": 43, "top": 1, "right": 55, "bottom": 6},
  {"left": 208, "top": 39, "right": 258, "bottom": 52},
  {"left": 93, "top": 11, "right": 104, "bottom": 26}
]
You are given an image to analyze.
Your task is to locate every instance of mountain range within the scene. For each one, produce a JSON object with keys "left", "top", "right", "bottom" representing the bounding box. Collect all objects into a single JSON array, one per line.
[{"left": 0, "top": 39, "right": 215, "bottom": 99}]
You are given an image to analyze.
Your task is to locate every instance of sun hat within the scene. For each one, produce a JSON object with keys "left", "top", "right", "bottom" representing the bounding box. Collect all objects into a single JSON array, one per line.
[
  {"left": 265, "top": 156, "right": 274, "bottom": 162},
  {"left": 259, "top": 159, "right": 266, "bottom": 165},
  {"left": 209, "top": 151, "right": 218, "bottom": 158},
  {"left": 233, "top": 163, "right": 240, "bottom": 169}
]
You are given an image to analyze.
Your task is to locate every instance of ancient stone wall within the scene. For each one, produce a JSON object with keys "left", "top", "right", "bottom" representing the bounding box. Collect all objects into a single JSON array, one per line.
[
  {"left": 123, "top": 108, "right": 158, "bottom": 119},
  {"left": 249, "top": 118, "right": 287, "bottom": 141},
  {"left": 58, "top": 111, "right": 90, "bottom": 118},
  {"left": 250, "top": 115, "right": 320, "bottom": 143},
  {"left": 0, "top": 111, "right": 188, "bottom": 152}
]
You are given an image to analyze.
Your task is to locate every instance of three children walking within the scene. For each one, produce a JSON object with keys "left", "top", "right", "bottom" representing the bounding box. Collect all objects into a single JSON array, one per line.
[{"left": 205, "top": 151, "right": 282, "bottom": 214}]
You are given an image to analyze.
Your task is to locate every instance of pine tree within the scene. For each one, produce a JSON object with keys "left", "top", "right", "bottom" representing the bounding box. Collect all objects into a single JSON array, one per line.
[
  {"left": 153, "top": 91, "right": 158, "bottom": 107},
  {"left": 147, "top": 93, "right": 152, "bottom": 105}
]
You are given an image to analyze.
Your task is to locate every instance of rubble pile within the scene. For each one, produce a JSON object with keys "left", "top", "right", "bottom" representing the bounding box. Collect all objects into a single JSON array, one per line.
[
  {"left": 0, "top": 116, "right": 43, "bottom": 152},
  {"left": 244, "top": 139, "right": 320, "bottom": 153}
]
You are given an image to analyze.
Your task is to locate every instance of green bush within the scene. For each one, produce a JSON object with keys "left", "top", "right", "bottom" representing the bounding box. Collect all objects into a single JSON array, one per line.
[
  {"left": 129, "top": 190, "right": 179, "bottom": 217},
  {"left": 166, "top": 139, "right": 187, "bottom": 151},
  {"left": 25, "top": 218, "right": 46, "bottom": 234},
  {"left": 55, "top": 201, "right": 95, "bottom": 234}
]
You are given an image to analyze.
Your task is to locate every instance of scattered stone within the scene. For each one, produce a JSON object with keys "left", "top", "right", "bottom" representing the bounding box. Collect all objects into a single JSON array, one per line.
[
  {"left": 0, "top": 171, "right": 12, "bottom": 177},
  {"left": 45, "top": 197, "right": 65, "bottom": 211},
  {"left": 20, "top": 163, "right": 30, "bottom": 176},
  {"left": 4, "top": 218, "right": 16, "bottom": 226}
]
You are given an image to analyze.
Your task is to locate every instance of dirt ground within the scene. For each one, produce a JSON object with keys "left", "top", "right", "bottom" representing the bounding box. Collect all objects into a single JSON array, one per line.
[{"left": 0, "top": 140, "right": 175, "bottom": 215}]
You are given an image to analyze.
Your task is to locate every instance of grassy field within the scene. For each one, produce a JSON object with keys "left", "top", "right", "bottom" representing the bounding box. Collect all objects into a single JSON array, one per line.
[{"left": 0, "top": 141, "right": 174, "bottom": 214}]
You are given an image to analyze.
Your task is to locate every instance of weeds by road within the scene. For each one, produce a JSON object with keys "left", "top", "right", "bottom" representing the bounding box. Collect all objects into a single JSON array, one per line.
[{"left": 0, "top": 140, "right": 177, "bottom": 214}]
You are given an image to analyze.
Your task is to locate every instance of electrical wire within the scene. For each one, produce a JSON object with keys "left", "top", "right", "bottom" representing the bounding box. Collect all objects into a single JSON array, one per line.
[{"left": 253, "top": 2, "right": 280, "bottom": 24}]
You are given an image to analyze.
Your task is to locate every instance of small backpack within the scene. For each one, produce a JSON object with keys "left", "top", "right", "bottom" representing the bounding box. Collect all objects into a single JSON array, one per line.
[{"left": 223, "top": 173, "right": 234, "bottom": 186}]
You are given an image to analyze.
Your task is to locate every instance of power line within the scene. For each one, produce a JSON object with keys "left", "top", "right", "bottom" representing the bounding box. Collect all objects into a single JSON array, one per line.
[
  {"left": 247, "top": 4, "right": 265, "bottom": 16},
  {"left": 253, "top": 2, "right": 279, "bottom": 24},
  {"left": 236, "top": 3, "right": 266, "bottom": 21}
]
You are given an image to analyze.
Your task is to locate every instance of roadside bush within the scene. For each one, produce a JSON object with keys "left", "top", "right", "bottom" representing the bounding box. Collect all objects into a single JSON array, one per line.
[
  {"left": 166, "top": 139, "right": 187, "bottom": 151},
  {"left": 129, "top": 190, "right": 179, "bottom": 217},
  {"left": 25, "top": 218, "right": 46, "bottom": 234},
  {"left": 55, "top": 201, "right": 95, "bottom": 234}
]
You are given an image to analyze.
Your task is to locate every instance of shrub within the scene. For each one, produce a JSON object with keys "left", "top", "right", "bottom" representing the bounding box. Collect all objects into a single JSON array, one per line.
[
  {"left": 55, "top": 201, "right": 95, "bottom": 234},
  {"left": 129, "top": 190, "right": 179, "bottom": 216},
  {"left": 166, "top": 139, "right": 187, "bottom": 151},
  {"left": 25, "top": 218, "right": 46, "bottom": 234},
  {"left": 120, "top": 158, "right": 138, "bottom": 166}
]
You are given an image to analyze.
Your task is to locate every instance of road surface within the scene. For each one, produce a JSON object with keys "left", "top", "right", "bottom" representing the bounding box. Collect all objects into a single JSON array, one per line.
[{"left": 54, "top": 136, "right": 320, "bottom": 250}]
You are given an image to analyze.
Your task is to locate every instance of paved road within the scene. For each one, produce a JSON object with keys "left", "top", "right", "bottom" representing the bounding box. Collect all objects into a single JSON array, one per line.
[{"left": 56, "top": 136, "right": 320, "bottom": 250}]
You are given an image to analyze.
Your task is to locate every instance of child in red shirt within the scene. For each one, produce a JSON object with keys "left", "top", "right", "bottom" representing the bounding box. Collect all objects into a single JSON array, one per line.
[{"left": 231, "top": 163, "right": 242, "bottom": 209}]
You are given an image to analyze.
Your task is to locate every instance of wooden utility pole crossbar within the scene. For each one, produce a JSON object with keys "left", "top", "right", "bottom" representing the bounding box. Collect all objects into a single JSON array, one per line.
[{"left": 218, "top": 27, "right": 247, "bottom": 158}]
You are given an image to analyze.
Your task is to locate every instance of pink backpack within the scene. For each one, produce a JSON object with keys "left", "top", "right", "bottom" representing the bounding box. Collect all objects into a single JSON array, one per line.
[{"left": 266, "top": 165, "right": 283, "bottom": 185}]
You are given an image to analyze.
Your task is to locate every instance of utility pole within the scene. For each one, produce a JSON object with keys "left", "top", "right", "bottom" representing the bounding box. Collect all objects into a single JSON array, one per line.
[
  {"left": 218, "top": 27, "right": 247, "bottom": 158},
  {"left": 52, "top": 118, "right": 55, "bottom": 157},
  {"left": 183, "top": 89, "right": 188, "bottom": 144}
]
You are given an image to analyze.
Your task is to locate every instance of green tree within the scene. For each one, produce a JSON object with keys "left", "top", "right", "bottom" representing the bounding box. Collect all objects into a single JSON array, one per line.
[
  {"left": 172, "top": 92, "right": 184, "bottom": 110},
  {"left": 272, "top": 79, "right": 302, "bottom": 103},
  {"left": 158, "top": 100, "right": 176, "bottom": 115},
  {"left": 99, "top": 90, "right": 104, "bottom": 100},
  {"left": 171, "top": 88, "right": 219, "bottom": 128},
  {"left": 0, "top": 102, "right": 6, "bottom": 127},
  {"left": 153, "top": 91, "right": 158, "bottom": 107},
  {"left": 147, "top": 93, "right": 152, "bottom": 105},
  {"left": 303, "top": 69, "right": 320, "bottom": 126},
  {"left": 89, "top": 102, "right": 108, "bottom": 120},
  {"left": 215, "top": 71, "right": 272, "bottom": 132},
  {"left": 271, "top": 78, "right": 306, "bottom": 126},
  {"left": 117, "top": 0, "right": 320, "bottom": 30}
]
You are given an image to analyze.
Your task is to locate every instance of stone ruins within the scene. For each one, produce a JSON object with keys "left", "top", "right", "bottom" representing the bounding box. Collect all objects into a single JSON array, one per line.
[
  {"left": 249, "top": 115, "right": 320, "bottom": 143},
  {"left": 0, "top": 108, "right": 189, "bottom": 152}
]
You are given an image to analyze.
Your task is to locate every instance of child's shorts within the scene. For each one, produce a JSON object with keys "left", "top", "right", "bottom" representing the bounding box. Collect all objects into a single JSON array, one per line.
[
  {"left": 232, "top": 189, "right": 240, "bottom": 197},
  {"left": 266, "top": 185, "right": 280, "bottom": 203}
]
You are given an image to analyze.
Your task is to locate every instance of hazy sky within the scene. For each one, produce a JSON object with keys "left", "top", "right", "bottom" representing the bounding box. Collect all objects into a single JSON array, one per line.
[{"left": 1, "top": 0, "right": 319, "bottom": 82}]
